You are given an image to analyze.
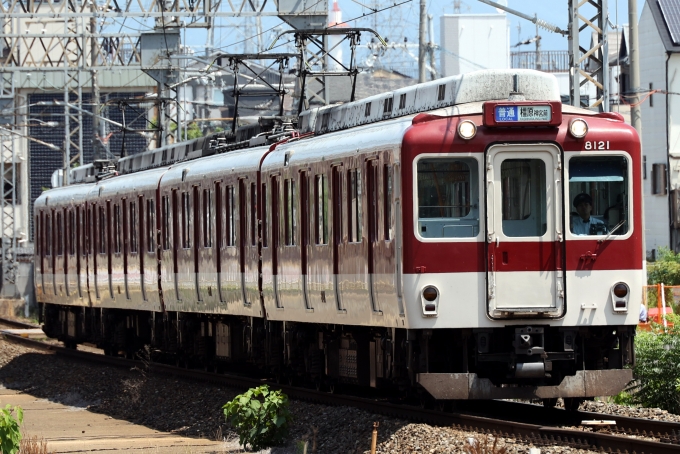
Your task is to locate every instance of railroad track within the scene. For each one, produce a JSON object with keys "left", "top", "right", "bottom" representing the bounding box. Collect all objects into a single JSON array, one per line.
[{"left": 2, "top": 320, "right": 679, "bottom": 454}]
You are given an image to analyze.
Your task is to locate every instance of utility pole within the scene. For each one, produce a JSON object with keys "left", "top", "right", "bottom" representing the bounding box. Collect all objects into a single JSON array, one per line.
[
  {"left": 628, "top": 0, "right": 641, "bottom": 135},
  {"left": 428, "top": 14, "right": 436, "bottom": 80},
  {"left": 418, "top": 0, "right": 427, "bottom": 83}
]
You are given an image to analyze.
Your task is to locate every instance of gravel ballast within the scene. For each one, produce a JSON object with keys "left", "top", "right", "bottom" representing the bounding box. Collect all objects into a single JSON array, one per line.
[{"left": 0, "top": 337, "right": 677, "bottom": 454}]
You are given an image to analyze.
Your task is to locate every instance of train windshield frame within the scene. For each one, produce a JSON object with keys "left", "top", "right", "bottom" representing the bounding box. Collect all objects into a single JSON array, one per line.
[{"left": 567, "top": 155, "right": 630, "bottom": 237}]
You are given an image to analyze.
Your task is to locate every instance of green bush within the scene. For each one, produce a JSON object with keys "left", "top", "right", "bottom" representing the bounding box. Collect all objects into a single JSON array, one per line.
[
  {"left": 0, "top": 404, "right": 23, "bottom": 454},
  {"left": 223, "top": 385, "right": 292, "bottom": 450},
  {"left": 627, "top": 314, "right": 680, "bottom": 413}
]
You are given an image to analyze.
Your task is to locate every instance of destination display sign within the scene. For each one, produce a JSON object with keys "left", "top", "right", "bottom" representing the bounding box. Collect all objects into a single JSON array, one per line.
[{"left": 494, "top": 105, "right": 552, "bottom": 122}]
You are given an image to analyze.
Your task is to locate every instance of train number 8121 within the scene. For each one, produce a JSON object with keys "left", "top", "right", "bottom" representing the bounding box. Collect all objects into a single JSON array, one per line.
[{"left": 584, "top": 140, "right": 610, "bottom": 150}]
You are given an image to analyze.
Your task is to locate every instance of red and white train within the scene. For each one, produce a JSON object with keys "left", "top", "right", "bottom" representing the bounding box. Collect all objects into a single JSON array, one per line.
[{"left": 35, "top": 69, "right": 642, "bottom": 406}]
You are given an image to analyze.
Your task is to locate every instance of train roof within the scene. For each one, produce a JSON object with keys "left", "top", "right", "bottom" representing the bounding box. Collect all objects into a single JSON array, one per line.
[{"left": 35, "top": 182, "right": 94, "bottom": 209}]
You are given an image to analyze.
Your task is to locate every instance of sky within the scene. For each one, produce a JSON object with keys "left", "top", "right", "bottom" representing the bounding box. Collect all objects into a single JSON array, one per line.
[{"left": 120, "top": 0, "right": 648, "bottom": 75}]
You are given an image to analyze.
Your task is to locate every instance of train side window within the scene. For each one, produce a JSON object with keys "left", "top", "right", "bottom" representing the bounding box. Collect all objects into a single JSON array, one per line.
[
  {"left": 36, "top": 215, "right": 41, "bottom": 258},
  {"left": 182, "top": 192, "right": 191, "bottom": 249},
  {"left": 113, "top": 204, "right": 121, "bottom": 254},
  {"left": 84, "top": 207, "right": 90, "bottom": 256},
  {"left": 45, "top": 214, "right": 52, "bottom": 257},
  {"left": 56, "top": 212, "right": 63, "bottom": 256},
  {"left": 226, "top": 186, "right": 235, "bottom": 246},
  {"left": 568, "top": 156, "right": 629, "bottom": 236},
  {"left": 147, "top": 199, "right": 156, "bottom": 253},
  {"left": 130, "top": 201, "right": 138, "bottom": 253},
  {"left": 69, "top": 210, "right": 76, "bottom": 255},
  {"left": 314, "top": 174, "right": 328, "bottom": 244},
  {"left": 384, "top": 165, "right": 392, "bottom": 240},
  {"left": 99, "top": 206, "right": 106, "bottom": 254},
  {"left": 261, "top": 183, "right": 268, "bottom": 247},
  {"left": 284, "top": 178, "right": 296, "bottom": 246},
  {"left": 203, "top": 189, "right": 212, "bottom": 248},
  {"left": 250, "top": 183, "right": 256, "bottom": 246},
  {"left": 417, "top": 157, "right": 479, "bottom": 239},
  {"left": 347, "top": 169, "right": 362, "bottom": 243},
  {"left": 161, "top": 196, "right": 170, "bottom": 250}
]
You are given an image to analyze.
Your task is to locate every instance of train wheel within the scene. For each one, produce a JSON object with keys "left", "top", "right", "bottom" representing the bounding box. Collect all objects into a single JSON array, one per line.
[
  {"left": 542, "top": 398, "right": 558, "bottom": 408},
  {"left": 563, "top": 398, "right": 583, "bottom": 411}
]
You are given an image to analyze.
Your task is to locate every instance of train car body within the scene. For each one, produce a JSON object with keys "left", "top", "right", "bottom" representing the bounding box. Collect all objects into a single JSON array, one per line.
[{"left": 35, "top": 69, "right": 641, "bottom": 403}]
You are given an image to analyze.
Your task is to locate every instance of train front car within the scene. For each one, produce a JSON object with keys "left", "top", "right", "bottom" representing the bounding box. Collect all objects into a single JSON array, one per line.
[{"left": 406, "top": 72, "right": 641, "bottom": 405}]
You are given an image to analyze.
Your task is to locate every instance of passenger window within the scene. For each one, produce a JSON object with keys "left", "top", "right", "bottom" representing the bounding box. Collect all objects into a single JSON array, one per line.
[
  {"left": 99, "top": 206, "right": 106, "bottom": 254},
  {"left": 501, "top": 159, "right": 547, "bottom": 238},
  {"left": 384, "top": 165, "right": 392, "bottom": 241},
  {"left": 250, "top": 183, "right": 256, "bottom": 246},
  {"left": 314, "top": 174, "right": 328, "bottom": 245},
  {"left": 130, "top": 201, "right": 138, "bottom": 253},
  {"left": 226, "top": 186, "right": 235, "bottom": 246},
  {"left": 45, "top": 214, "right": 51, "bottom": 256},
  {"left": 147, "top": 199, "right": 155, "bottom": 253},
  {"left": 113, "top": 204, "right": 121, "bottom": 254},
  {"left": 203, "top": 189, "right": 212, "bottom": 248},
  {"left": 56, "top": 212, "right": 63, "bottom": 256},
  {"left": 69, "top": 210, "right": 76, "bottom": 256},
  {"left": 284, "top": 178, "right": 296, "bottom": 246},
  {"left": 347, "top": 169, "right": 362, "bottom": 242},
  {"left": 261, "top": 183, "right": 268, "bottom": 247},
  {"left": 417, "top": 158, "right": 479, "bottom": 238},
  {"left": 569, "top": 156, "right": 629, "bottom": 236},
  {"left": 182, "top": 192, "right": 191, "bottom": 249}
]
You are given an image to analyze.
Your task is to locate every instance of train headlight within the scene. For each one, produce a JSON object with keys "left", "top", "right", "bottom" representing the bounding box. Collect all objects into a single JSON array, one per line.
[
  {"left": 610, "top": 282, "right": 630, "bottom": 313},
  {"left": 457, "top": 120, "right": 477, "bottom": 140},
  {"left": 569, "top": 118, "right": 588, "bottom": 139},
  {"left": 421, "top": 286, "right": 439, "bottom": 316}
]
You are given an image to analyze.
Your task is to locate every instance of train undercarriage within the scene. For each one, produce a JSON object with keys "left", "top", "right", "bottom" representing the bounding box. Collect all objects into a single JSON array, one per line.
[{"left": 40, "top": 303, "right": 635, "bottom": 405}]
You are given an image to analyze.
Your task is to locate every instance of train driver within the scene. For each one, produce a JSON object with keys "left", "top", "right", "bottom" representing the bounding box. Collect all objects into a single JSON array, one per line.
[{"left": 571, "top": 193, "right": 606, "bottom": 235}]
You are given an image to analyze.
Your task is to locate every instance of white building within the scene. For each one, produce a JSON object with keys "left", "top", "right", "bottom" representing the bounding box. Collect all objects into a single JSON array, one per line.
[
  {"left": 639, "top": 0, "right": 680, "bottom": 258},
  {"left": 439, "top": 14, "right": 509, "bottom": 76}
]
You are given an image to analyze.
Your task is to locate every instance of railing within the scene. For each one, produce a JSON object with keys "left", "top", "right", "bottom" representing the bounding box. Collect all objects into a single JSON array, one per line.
[
  {"left": 510, "top": 51, "right": 571, "bottom": 73},
  {"left": 641, "top": 283, "right": 676, "bottom": 331}
]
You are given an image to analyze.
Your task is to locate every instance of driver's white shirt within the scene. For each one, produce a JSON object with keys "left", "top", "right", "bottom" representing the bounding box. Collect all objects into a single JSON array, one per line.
[{"left": 571, "top": 216, "right": 604, "bottom": 235}]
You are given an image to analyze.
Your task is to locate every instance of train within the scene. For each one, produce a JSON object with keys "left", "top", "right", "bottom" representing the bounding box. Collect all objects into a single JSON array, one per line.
[{"left": 35, "top": 68, "right": 642, "bottom": 408}]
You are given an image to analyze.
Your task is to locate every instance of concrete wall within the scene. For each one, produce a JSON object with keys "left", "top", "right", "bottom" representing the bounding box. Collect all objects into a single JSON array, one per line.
[
  {"left": 640, "top": 1, "right": 671, "bottom": 257},
  {"left": 440, "top": 14, "right": 509, "bottom": 76}
]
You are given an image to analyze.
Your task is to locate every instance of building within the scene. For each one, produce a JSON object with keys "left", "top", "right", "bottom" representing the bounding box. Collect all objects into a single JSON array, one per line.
[
  {"left": 440, "top": 14, "right": 510, "bottom": 77},
  {"left": 639, "top": 0, "right": 680, "bottom": 258}
]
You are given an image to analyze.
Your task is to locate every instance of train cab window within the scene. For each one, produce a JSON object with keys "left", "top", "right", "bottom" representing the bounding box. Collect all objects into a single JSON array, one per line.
[
  {"left": 284, "top": 178, "right": 296, "bottom": 246},
  {"left": 182, "top": 192, "right": 191, "bottom": 249},
  {"left": 226, "top": 186, "right": 236, "bottom": 246},
  {"left": 347, "top": 169, "right": 362, "bottom": 242},
  {"left": 417, "top": 158, "right": 479, "bottom": 238},
  {"left": 500, "top": 159, "right": 547, "bottom": 238},
  {"left": 203, "top": 189, "right": 212, "bottom": 248},
  {"left": 568, "top": 156, "right": 629, "bottom": 236},
  {"left": 113, "top": 204, "right": 121, "bottom": 254},
  {"left": 130, "top": 201, "right": 138, "bottom": 253},
  {"left": 147, "top": 199, "right": 155, "bottom": 253},
  {"left": 314, "top": 174, "right": 328, "bottom": 245},
  {"left": 56, "top": 212, "right": 63, "bottom": 256}
]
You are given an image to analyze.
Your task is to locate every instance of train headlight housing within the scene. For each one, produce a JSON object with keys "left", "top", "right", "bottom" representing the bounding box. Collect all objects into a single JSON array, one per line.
[
  {"left": 610, "top": 282, "right": 630, "bottom": 313},
  {"left": 569, "top": 118, "right": 588, "bottom": 139},
  {"left": 458, "top": 120, "right": 477, "bottom": 140},
  {"left": 421, "top": 286, "right": 439, "bottom": 316}
]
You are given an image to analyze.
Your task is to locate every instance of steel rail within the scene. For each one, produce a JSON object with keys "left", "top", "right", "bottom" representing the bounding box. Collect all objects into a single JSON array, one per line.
[{"left": 3, "top": 332, "right": 680, "bottom": 454}]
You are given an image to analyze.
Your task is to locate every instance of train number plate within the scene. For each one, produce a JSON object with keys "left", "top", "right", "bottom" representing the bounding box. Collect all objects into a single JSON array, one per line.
[{"left": 494, "top": 105, "right": 552, "bottom": 122}]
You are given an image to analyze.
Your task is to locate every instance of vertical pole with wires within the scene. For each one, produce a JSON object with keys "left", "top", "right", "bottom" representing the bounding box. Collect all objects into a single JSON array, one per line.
[{"left": 418, "top": 0, "right": 427, "bottom": 83}]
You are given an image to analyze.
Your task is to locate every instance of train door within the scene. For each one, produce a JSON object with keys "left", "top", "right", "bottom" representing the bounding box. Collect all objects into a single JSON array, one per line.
[
  {"left": 300, "top": 171, "right": 311, "bottom": 310},
  {"left": 485, "top": 143, "right": 564, "bottom": 317},
  {"left": 331, "top": 165, "right": 343, "bottom": 311},
  {"left": 367, "top": 159, "right": 380, "bottom": 313},
  {"left": 193, "top": 185, "right": 202, "bottom": 302}
]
